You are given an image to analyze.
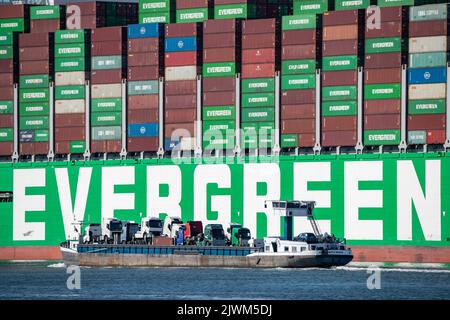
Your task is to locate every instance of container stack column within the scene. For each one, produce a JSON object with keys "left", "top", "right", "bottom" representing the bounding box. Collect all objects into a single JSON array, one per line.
[
  {"left": 280, "top": 14, "right": 319, "bottom": 151},
  {"left": 164, "top": 22, "right": 202, "bottom": 154},
  {"left": 90, "top": 27, "right": 126, "bottom": 155},
  {"left": 407, "top": 3, "right": 448, "bottom": 147},
  {"left": 139, "top": 0, "right": 176, "bottom": 24},
  {"left": 127, "top": 23, "right": 163, "bottom": 155},
  {"left": 202, "top": 19, "right": 241, "bottom": 155},
  {"left": 241, "top": 18, "right": 279, "bottom": 152}
]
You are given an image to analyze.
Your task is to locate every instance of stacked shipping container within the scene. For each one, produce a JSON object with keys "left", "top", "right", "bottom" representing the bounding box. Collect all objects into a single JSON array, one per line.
[
  {"left": 202, "top": 18, "right": 240, "bottom": 151},
  {"left": 90, "top": 27, "right": 126, "bottom": 153},
  {"left": 30, "top": 5, "right": 65, "bottom": 34},
  {"left": 293, "top": 0, "right": 332, "bottom": 15},
  {"left": 18, "top": 32, "right": 53, "bottom": 156},
  {"left": 139, "top": 0, "right": 176, "bottom": 24},
  {"left": 280, "top": 14, "right": 318, "bottom": 148},
  {"left": 408, "top": 3, "right": 448, "bottom": 145},
  {"left": 177, "top": 0, "right": 213, "bottom": 23},
  {"left": 241, "top": 18, "right": 279, "bottom": 149},
  {"left": 127, "top": 23, "right": 162, "bottom": 152},
  {"left": 321, "top": 9, "right": 362, "bottom": 147},
  {"left": 214, "top": 0, "right": 262, "bottom": 20},
  {"left": 164, "top": 22, "right": 202, "bottom": 151},
  {"left": 54, "top": 29, "right": 89, "bottom": 155},
  {"left": 363, "top": 6, "right": 405, "bottom": 146}
]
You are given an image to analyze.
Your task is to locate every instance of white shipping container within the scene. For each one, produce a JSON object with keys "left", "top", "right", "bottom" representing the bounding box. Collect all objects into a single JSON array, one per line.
[
  {"left": 55, "top": 71, "right": 86, "bottom": 86},
  {"left": 409, "top": 36, "right": 447, "bottom": 53},
  {"left": 165, "top": 66, "right": 197, "bottom": 81},
  {"left": 408, "top": 83, "right": 447, "bottom": 100},
  {"left": 91, "top": 83, "right": 122, "bottom": 99},
  {"left": 55, "top": 99, "right": 85, "bottom": 114}
]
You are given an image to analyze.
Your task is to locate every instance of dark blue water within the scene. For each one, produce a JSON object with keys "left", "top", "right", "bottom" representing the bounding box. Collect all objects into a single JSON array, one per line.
[{"left": 0, "top": 262, "right": 449, "bottom": 300}]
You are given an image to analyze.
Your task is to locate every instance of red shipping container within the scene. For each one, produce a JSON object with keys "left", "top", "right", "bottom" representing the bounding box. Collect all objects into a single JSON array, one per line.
[
  {"left": 242, "top": 48, "right": 275, "bottom": 64},
  {"left": 365, "top": 53, "right": 402, "bottom": 69},
  {"left": 242, "top": 18, "right": 276, "bottom": 35},
  {"left": 365, "top": 21, "right": 402, "bottom": 39},
  {"left": 166, "top": 22, "right": 199, "bottom": 37},
  {"left": 165, "top": 122, "right": 195, "bottom": 138},
  {"left": 241, "top": 63, "right": 275, "bottom": 79},
  {"left": 165, "top": 80, "right": 197, "bottom": 95},
  {"left": 282, "top": 119, "right": 315, "bottom": 134},
  {"left": 281, "top": 104, "right": 315, "bottom": 120},
  {"left": 30, "top": 19, "right": 62, "bottom": 34},
  {"left": 0, "top": 73, "right": 14, "bottom": 87},
  {"left": 322, "top": 131, "right": 357, "bottom": 147},
  {"left": 55, "top": 127, "right": 85, "bottom": 141},
  {"left": 322, "top": 39, "right": 358, "bottom": 57},
  {"left": 55, "top": 142, "right": 71, "bottom": 154},
  {"left": 0, "top": 87, "right": 14, "bottom": 100},
  {"left": 203, "top": 33, "right": 236, "bottom": 49},
  {"left": 409, "top": 20, "right": 447, "bottom": 37},
  {"left": 20, "top": 142, "right": 33, "bottom": 155},
  {"left": 282, "top": 90, "right": 315, "bottom": 105},
  {"left": 427, "top": 130, "right": 446, "bottom": 144},
  {"left": 298, "top": 133, "right": 316, "bottom": 147},
  {"left": 91, "top": 140, "right": 122, "bottom": 153},
  {"left": 0, "top": 142, "right": 13, "bottom": 156},
  {"left": 242, "top": 34, "right": 275, "bottom": 49},
  {"left": 165, "top": 108, "right": 197, "bottom": 123},
  {"left": 128, "top": 38, "right": 160, "bottom": 53},
  {"left": 127, "top": 137, "right": 159, "bottom": 152},
  {"left": 19, "top": 33, "right": 50, "bottom": 47},
  {"left": 323, "top": 10, "right": 358, "bottom": 26},
  {"left": 203, "top": 47, "right": 236, "bottom": 63},
  {"left": 91, "top": 41, "right": 123, "bottom": 56},
  {"left": 0, "top": 60, "right": 14, "bottom": 74},
  {"left": 165, "top": 51, "right": 198, "bottom": 67},
  {"left": 203, "top": 77, "right": 235, "bottom": 92},
  {"left": 323, "top": 25, "right": 359, "bottom": 41},
  {"left": 365, "top": 68, "right": 401, "bottom": 84},
  {"left": 19, "top": 47, "right": 49, "bottom": 61},
  {"left": 165, "top": 94, "right": 197, "bottom": 109},
  {"left": 176, "top": 0, "right": 209, "bottom": 9},
  {"left": 364, "top": 114, "right": 400, "bottom": 130},
  {"left": 408, "top": 114, "right": 446, "bottom": 130},
  {"left": 282, "top": 44, "right": 315, "bottom": 60},
  {"left": 364, "top": 99, "right": 401, "bottom": 115},
  {"left": 366, "top": 6, "right": 404, "bottom": 23},
  {"left": 91, "top": 70, "right": 123, "bottom": 84},
  {"left": 203, "top": 18, "right": 237, "bottom": 34},
  {"left": 282, "top": 29, "right": 316, "bottom": 46},
  {"left": 128, "top": 66, "right": 159, "bottom": 81},
  {"left": 128, "top": 108, "right": 159, "bottom": 123},
  {"left": 0, "top": 115, "right": 13, "bottom": 127},
  {"left": 203, "top": 91, "right": 235, "bottom": 106},
  {"left": 55, "top": 114, "right": 85, "bottom": 127},
  {"left": 128, "top": 52, "right": 159, "bottom": 67},
  {"left": 20, "top": 142, "right": 49, "bottom": 155},
  {"left": 0, "top": 4, "right": 27, "bottom": 19},
  {"left": 128, "top": 95, "right": 159, "bottom": 110},
  {"left": 91, "top": 27, "right": 124, "bottom": 42},
  {"left": 322, "top": 70, "right": 357, "bottom": 86},
  {"left": 322, "top": 116, "right": 357, "bottom": 131},
  {"left": 20, "top": 61, "right": 50, "bottom": 75}
]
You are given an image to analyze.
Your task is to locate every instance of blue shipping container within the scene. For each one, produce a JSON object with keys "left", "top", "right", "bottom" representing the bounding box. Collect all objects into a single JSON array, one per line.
[
  {"left": 164, "top": 138, "right": 179, "bottom": 151},
  {"left": 128, "top": 23, "right": 161, "bottom": 39},
  {"left": 408, "top": 67, "right": 447, "bottom": 84},
  {"left": 165, "top": 37, "right": 197, "bottom": 52},
  {"left": 19, "top": 130, "right": 34, "bottom": 142},
  {"left": 128, "top": 123, "right": 159, "bottom": 137}
]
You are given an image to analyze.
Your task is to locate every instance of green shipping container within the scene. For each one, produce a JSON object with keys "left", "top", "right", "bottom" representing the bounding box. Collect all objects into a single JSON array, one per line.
[
  {"left": 0, "top": 101, "right": 13, "bottom": 114},
  {"left": 259, "top": 122, "right": 275, "bottom": 131},
  {"left": 259, "top": 135, "right": 275, "bottom": 147},
  {"left": 31, "top": 6, "right": 61, "bottom": 20},
  {"left": 203, "top": 137, "right": 235, "bottom": 151},
  {"left": 0, "top": 18, "right": 25, "bottom": 32},
  {"left": 241, "top": 108, "right": 275, "bottom": 122},
  {"left": 242, "top": 93, "right": 275, "bottom": 108},
  {"left": 365, "top": 130, "right": 401, "bottom": 146},
  {"left": 0, "top": 32, "right": 13, "bottom": 46},
  {"left": 55, "top": 86, "right": 86, "bottom": 100},
  {"left": 203, "top": 121, "right": 235, "bottom": 132},
  {"left": 242, "top": 78, "right": 275, "bottom": 93},
  {"left": 70, "top": 141, "right": 86, "bottom": 154},
  {"left": 92, "top": 126, "right": 122, "bottom": 140},
  {"left": 408, "top": 130, "right": 427, "bottom": 144},
  {"left": 91, "top": 112, "right": 122, "bottom": 126},
  {"left": 365, "top": 37, "right": 402, "bottom": 54},
  {"left": 322, "top": 101, "right": 358, "bottom": 116},
  {"left": 128, "top": 81, "right": 159, "bottom": 95},
  {"left": 409, "top": 99, "right": 446, "bottom": 115},
  {"left": 55, "top": 43, "right": 85, "bottom": 58},
  {"left": 322, "top": 86, "right": 357, "bottom": 101},
  {"left": 55, "top": 57, "right": 86, "bottom": 72},
  {"left": 203, "top": 62, "right": 236, "bottom": 78},
  {"left": 92, "top": 56, "right": 122, "bottom": 70},
  {"left": 20, "top": 89, "right": 49, "bottom": 103},
  {"left": 139, "top": 0, "right": 172, "bottom": 13},
  {"left": 282, "top": 14, "right": 317, "bottom": 30},
  {"left": 20, "top": 102, "right": 50, "bottom": 116},
  {"left": 378, "top": 0, "right": 414, "bottom": 8},
  {"left": 364, "top": 83, "right": 401, "bottom": 100},
  {"left": 214, "top": 4, "right": 257, "bottom": 19},
  {"left": 19, "top": 75, "right": 49, "bottom": 89},
  {"left": 335, "top": 0, "right": 370, "bottom": 10},
  {"left": 0, "top": 46, "right": 13, "bottom": 59},
  {"left": 322, "top": 55, "right": 358, "bottom": 71},
  {"left": 282, "top": 74, "right": 316, "bottom": 90},
  {"left": 0, "top": 128, "right": 13, "bottom": 142},
  {"left": 281, "top": 134, "right": 299, "bottom": 148},
  {"left": 409, "top": 52, "right": 447, "bottom": 68},
  {"left": 55, "top": 30, "right": 85, "bottom": 44},
  {"left": 410, "top": 4, "right": 447, "bottom": 22},
  {"left": 203, "top": 106, "right": 235, "bottom": 121},
  {"left": 293, "top": 0, "right": 329, "bottom": 15},
  {"left": 35, "top": 130, "right": 49, "bottom": 142},
  {"left": 282, "top": 60, "right": 316, "bottom": 75},
  {"left": 20, "top": 116, "right": 49, "bottom": 130},
  {"left": 139, "top": 12, "right": 174, "bottom": 24},
  {"left": 91, "top": 99, "right": 122, "bottom": 112},
  {"left": 177, "top": 8, "right": 210, "bottom": 23}
]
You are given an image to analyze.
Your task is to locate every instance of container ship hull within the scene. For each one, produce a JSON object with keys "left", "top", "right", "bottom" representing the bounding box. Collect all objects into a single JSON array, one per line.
[{"left": 1, "top": 153, "right": 449, "bottom": 264}]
